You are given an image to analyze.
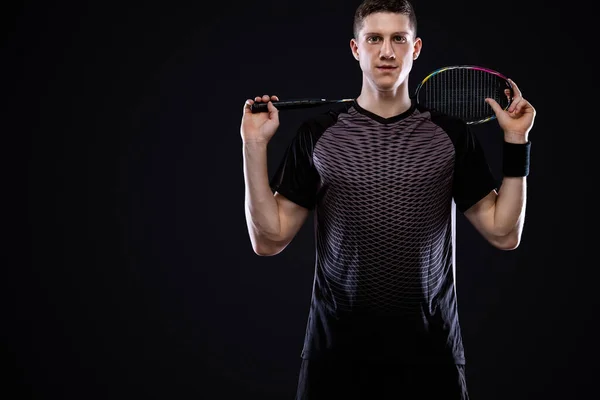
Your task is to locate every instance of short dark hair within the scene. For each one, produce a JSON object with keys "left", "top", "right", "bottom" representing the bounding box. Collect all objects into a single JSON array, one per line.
[{"left": 353, "top": 0, "right": 418, "bottom": 39}]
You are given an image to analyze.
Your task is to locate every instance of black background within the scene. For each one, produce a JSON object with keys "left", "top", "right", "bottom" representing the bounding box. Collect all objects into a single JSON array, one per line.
[{"left": 7, "top": 0, "right": 596, "bottom": 398}]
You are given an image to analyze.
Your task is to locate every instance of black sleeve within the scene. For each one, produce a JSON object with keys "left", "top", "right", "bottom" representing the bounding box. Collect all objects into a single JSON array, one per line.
[
  {"left": 269, "top": 122, "right": 321, "bottom": 210},
  {"left": 452, "top": 123, "right": 499, "bottom": 213}
]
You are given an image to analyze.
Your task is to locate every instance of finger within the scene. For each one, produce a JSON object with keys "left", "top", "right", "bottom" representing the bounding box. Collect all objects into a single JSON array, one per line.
[
  {"left": 255, "top": 96, "right": 262, "bottom": 102},
  {"left": 507, "top": 78, "right": 523, "bottom": 107},
  {"left": 262, "top": 94, "right": 270, "bottom": 102},
  {"left": 485, "top": 98, "right": 504, "bottom": 115},
  {"left": 267, "top": 100, "right": 279, "bottom": 116},
  {"left": 243, "top": 99, "right": 254, "bottom": 114},
  {"left": 267, "top": 100, "right": 279, "bottom": 110},
  {"left": 508, "top": 79, "right": 521, "bottom": 98},
  {"left": 508, "top": 98, "right": 522, "bottom": 114},
  {"left": 271, "top": 95, "right": 279, "bottom": 102},
  {"left": 513, "top": 99, "right": 532, "bottom": 116}
]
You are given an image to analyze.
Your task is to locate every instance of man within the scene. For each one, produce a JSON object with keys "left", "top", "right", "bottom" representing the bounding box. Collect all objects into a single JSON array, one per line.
[{"left": 240, "top": 0, "right": 535, "bottom": 398}]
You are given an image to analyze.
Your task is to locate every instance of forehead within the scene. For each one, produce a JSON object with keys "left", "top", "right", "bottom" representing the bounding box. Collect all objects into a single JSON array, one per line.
[{"left": 359, "top": 12, "right": 413, "bottom": 36}]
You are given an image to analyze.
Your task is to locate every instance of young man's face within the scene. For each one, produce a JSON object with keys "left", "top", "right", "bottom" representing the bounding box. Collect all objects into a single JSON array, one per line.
[{"left": 351, "top": 12, "right": 422, "bottom": 92}]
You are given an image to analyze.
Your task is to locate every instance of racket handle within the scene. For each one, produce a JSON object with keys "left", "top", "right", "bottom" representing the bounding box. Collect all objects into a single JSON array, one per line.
[{"left": 250, "top": 99, "right": 330, "bottom": 113}]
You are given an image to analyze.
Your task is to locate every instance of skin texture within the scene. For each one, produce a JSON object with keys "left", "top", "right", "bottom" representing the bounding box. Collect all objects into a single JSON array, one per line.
[
  {"left": 349, "top": 12, "right": 421, "bottom": 118},
  {"left": 240, "top": 11, "right": 536, "bottom": 255}
]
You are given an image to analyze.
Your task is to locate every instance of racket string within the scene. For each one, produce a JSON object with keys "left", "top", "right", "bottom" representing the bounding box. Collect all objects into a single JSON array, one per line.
[{"left": 417, "top": 67, "right": 509, "bottom": 124}]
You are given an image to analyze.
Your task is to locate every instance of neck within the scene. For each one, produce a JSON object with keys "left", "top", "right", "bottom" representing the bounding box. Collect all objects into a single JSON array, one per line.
[{"left": 355, "top": 80, "right": 412, "bottom": 118}]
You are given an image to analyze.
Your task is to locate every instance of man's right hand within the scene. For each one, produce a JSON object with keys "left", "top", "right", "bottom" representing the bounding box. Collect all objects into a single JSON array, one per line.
[{"left": 240, "top": 95, "right": 280, "bottom": 144}]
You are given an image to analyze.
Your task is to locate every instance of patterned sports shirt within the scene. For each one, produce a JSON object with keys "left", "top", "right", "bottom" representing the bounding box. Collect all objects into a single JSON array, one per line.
[{"left": 270, "top": 99, "right": 498, "bottom": 364}]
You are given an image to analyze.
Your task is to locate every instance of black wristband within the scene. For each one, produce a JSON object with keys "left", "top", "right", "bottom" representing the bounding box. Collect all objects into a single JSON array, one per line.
[{"left": 502, "top": 141, "right": 531, "bottom": 177}]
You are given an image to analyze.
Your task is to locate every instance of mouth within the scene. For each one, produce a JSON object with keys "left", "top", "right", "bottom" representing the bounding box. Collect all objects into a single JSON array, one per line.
[{"left": 377, "top": 66, "right": 398, "bottom": 71}]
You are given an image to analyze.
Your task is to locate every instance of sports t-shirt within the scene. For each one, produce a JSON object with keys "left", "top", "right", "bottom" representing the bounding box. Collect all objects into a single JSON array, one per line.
[{"left": 269, "top": 99, "right": 498, "bottom": 365}]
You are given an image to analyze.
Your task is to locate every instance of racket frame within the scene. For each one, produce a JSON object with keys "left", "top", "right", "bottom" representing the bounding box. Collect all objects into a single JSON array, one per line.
[{"left": 413, "top": 65, "right": 513, "bottom": 125}]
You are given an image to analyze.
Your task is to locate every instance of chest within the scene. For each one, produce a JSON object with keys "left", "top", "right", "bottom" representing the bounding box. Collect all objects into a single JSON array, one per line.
[{"left": 313, "top": 128, "right": 455, "bottom": 190}]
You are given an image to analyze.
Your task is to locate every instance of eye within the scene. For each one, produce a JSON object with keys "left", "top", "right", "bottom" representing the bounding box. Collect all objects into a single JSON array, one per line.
[
  {"left": 394, "top": 35, "right": 407, "bottom": 43},
  {"left": 366, "top": 36, "right": 381, "bottom": 43}
]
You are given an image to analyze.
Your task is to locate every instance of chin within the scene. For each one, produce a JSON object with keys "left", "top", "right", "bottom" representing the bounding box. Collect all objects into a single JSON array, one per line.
[
  {"left": 366, "top": 74, "right": 403, "bottom": 92},
  {"left": 376, "top": 82, "right": 402, "bottom": 92}
]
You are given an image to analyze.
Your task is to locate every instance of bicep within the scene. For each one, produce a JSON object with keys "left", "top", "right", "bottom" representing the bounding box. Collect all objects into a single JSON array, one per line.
[
  {"left": 272, "top": 191, "right": 310, "bottom": 248},
  {"left": 463, "top": 189, "right": 499, "bottom": 243}
]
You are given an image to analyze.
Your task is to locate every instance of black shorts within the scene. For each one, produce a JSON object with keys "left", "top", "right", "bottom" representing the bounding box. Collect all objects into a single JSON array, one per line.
[{"left": 295, "top": 355, "right": 469, "bottom": 400}]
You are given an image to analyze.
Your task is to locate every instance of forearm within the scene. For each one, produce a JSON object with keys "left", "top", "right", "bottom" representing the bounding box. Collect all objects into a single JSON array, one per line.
[
  {"left": 493, "top": 138, "right": 530, "bottom": 237},
  {"left": 493, "top": 176, "right": 527, "bottom": 236},
  {"left": 472, "top": 87, "right": 534, "bottom": 248},
  {"left": 242, "top": 141, "right": 282, "bottom": 243}
]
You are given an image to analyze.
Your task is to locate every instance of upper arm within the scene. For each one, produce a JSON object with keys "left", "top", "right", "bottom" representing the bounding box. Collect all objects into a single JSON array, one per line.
[
  {"left": 262, "top": 116, "right": 337, "bottom": 255},
  {"left": 445, "top": 117, "right": 504, "bottom": 246},
  {"left": 256, "top": 192, "right": 310, "bottom": 256},
  {"left": 274, "top": 191, "right": 310, "bottom": 243},
  {"left": 463, "top": 172, "right": 528, "bottom": 250},
  {"left": 463, "top": 189, "right": 500, "bottom": 245}
]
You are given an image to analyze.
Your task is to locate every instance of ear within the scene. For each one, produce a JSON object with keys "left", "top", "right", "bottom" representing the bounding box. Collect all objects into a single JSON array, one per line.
[
  {"left": 413, "top": 37, "right": 422, "bottom": 60},
  {"left": 350, "top": 38, "right": 359, "bottom": 61}
]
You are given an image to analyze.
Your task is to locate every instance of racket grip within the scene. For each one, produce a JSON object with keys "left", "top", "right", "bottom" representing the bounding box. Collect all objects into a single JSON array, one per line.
[
  {"left": 250, "top": 100, "right": 325, "bottom": 113},
  {"left": 250, "top": 102, "right": 271, "bottom": 113}
]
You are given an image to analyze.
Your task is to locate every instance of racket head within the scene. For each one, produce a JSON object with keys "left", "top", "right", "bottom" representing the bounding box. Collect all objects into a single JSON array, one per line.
[{"left": 414, "top": 65, "right": 513, "bottom": 125}]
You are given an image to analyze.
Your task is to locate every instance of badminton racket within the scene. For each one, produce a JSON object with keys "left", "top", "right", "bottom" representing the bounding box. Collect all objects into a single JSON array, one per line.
[
  {"left": 413, "top": 65, "right": 513, "bottom": 124},
  {"left": 250, "top": 98, "right": 355, "bottom": 112},
  {"left": 249, "top": 65, "right": 513, "bottom": 125}
]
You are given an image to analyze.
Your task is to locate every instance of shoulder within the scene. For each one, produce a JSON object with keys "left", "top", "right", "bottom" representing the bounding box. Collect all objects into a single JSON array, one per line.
[
  {"left": 415, "top": 103, "right": 476, "bottom": 153},
  {"left": 416, "top": 103, "right": 468, "bottom": 134},
  {"left": 302, "top": 104, "right": 350, "bottom": 131},
  {"left": 293, "top": 104, "right": 351, "bottom": 144}
]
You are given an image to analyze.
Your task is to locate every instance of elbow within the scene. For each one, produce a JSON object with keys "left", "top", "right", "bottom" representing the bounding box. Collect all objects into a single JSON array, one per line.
[
  {"left": 490, "top": 231, "right": 521, "bottom": 250},
  {"left": 253, "top": 246, "right": 280, "bottom": 256},
  {"left": 251, "top": 237, "right": 286, "bottom": 256},
  {"left": 496, "top": 239, "right": 520, "bottom": 251}
]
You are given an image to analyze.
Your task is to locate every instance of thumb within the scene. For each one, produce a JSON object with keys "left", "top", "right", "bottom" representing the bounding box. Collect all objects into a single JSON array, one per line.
[
  {"left": 485, "top": 98, "right": 503, "bottom": 116},
  {"left": 267, "top": 101, "right": 279, "bottom": 123},
  {"left": 243, "top": 100, "right": 253, "bottom": 115}
]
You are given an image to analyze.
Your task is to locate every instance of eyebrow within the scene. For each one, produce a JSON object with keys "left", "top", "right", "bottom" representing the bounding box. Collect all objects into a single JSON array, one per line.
[{"left": 363, "top": 31, "right": 411, "bottom": 37}]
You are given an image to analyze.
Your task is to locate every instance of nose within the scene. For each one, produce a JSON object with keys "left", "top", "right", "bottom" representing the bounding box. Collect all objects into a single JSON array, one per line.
[{"left": 379, "top": 39, "right": 396, "bottom": 59}]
